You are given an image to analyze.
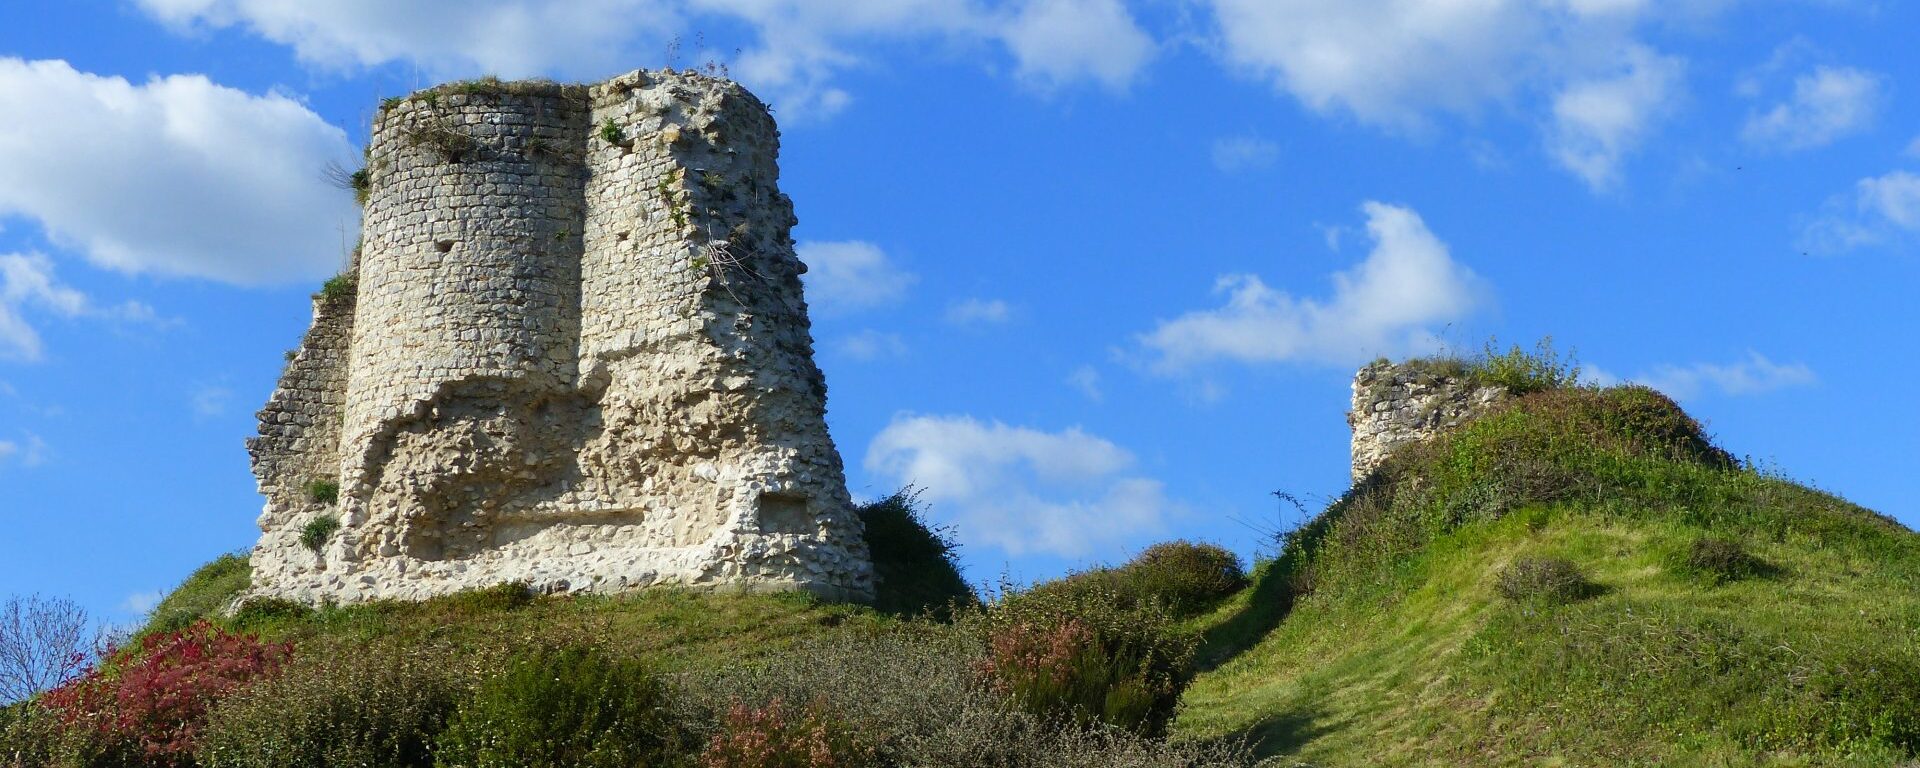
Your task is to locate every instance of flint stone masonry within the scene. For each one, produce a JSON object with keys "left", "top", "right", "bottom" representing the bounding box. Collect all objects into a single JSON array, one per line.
[
  {"left": 246, "top": 70, "right": 874, "bottom": 605},
  {"left": 1348, "top": 360, "right": 1512, "bottom": 482}
]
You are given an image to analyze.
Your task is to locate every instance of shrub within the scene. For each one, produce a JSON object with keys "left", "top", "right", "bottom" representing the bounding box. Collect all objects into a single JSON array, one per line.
[
  {"left": 434, "top": 646, "right": 695, "bottom": 768},
  {"left": 1680, "top": 537, "right": 1773, "bottom": 584},
  {"left": 317, "top": 274, "right": 356, "bottom": 303},
  {"left": 599, "top": 117, "right": 626, "bottom": 145},
  {"left": 229, "top": 598, "right": 311, "bottom": 628},
  {"left": 196, "top": 644, "right": 466, "bottom": 768},
  {"left": 1466, "top": 337, "right": 1582, "bottom": 395},
  {"left": 304, "top": 479, "right": 338, "bottom": 505},
  {"left": 856, "top": 489, "right": 976, "bottom": 619},
  {"left": 978, "top": 584, "right": 1197, "bottom": 736},
  {"left": 697, "top": 630, "right": 1253, "bottom": 768},
  {"left": 1495, "top": 557, "right": 1595, "bottom": 605},
  {"left": 299, "top": 515, "right": 340, "bottom": 553},
  {"left": 1028, "top": 541, "right": 1245, "bottom": 621},
  {"left": 699, "top": 698, "right": 876, "bottom": 768},
  {"left": 40, "top": 622, "right": 292, "bottom": 766}
]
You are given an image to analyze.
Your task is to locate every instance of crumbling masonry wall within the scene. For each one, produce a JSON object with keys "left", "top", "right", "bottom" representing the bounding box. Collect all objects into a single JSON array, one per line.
[
  {"left": 1348, "top": 360, "right": 1511, "bottom": 483},
  {"left": 247, "top": 71, "right": 873, "bottom": 605}
]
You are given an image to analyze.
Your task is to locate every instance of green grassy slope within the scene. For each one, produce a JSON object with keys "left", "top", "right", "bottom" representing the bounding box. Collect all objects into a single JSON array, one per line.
[{"left": 1175, "top": 386, "right": 1920, "bottom": 767}]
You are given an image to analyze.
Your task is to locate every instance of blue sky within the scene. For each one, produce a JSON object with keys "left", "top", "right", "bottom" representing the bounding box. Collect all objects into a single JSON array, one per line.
[{"left": 1, "top": 0, "right": 1915, "bottom": 624}]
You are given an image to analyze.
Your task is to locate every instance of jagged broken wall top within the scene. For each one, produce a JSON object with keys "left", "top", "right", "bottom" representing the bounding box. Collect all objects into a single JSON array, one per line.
[
  {"left": 1348, "top": 360, "right": 1512, "bottom": 482},
  {"left": 247, "top": 71, "right": 872, "bottom": 605}
]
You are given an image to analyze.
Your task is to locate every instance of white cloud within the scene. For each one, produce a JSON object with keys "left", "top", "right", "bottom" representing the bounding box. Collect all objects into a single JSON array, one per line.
[
  {"left": 1, "top": 253, "right": 156, "bottom": 362},
  {"left": 835, "top": 329, "right": 908, "bottom": 361},
  {"left": 122, "top": 591, "right": 164, "bottom": 616},
  {"left": 1802, "top": 170, "right": 1920, "bottom": 252},
  {"left": 191, "top": 386, "right": 233, "bottom": 418},
  {"left": 0, "top": 433, "right": 47, "bottom": 467},
  {"left": 1547, "top": 46, "right": 1685, "bottom": 192},
  {"left": 137, "top": 0, "right": 679, "bottom": 81},
  {"left": 865, "top": 414, "right": 1177, "bottom": 557},
  {"left": 1205, "top": 0, "right": 1699, "bottom": 188},
  {"left": 945, "top": 297, "right": 1012, "bottom": 326},
  {"left": 1211, "top": 135, "right": 1280, "bottom": 172},
  {"left": 1636, "top": 353, "right": 1816, "bottom": 399},
  {"left": 1000, "top": 0, "right": 1154, "bottom": 92},
  {"left": 1906, "top": 135, "right": 1920, "bottom": 159},
  {"left": 1138, "top": 201, "right": 1484, "bottom": 370},
  {"left": 141, "top": 0, "right": 1154, "bottom": 121},
  {"left": 0, "top": 58, "right": 358, "bottom": 285},
  {"left": 1067, "top": 365, "right": 1103, "bottom": 402},
  {"left": 1742, "top": 65, "right": 1882, "bottom": 151},
  {"left": 797, "top": 240, "right": 917, "bottom": 312}
]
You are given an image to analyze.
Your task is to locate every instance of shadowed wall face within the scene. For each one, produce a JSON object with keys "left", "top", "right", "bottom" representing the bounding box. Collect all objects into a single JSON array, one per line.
[{"left": 247, "top": 72, "right": 872, "bottom": 606}]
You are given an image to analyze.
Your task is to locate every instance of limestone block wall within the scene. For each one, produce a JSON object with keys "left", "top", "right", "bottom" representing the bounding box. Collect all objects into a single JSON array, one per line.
[
  {"left": 246, "top": 285, "right": 356, "bottom": 532},
  {"left": 247, "top": 71, "right": 872, "bottom": 605},
  {"left": 1348, "top": 360, "right": 1511, "bottom": 482}
]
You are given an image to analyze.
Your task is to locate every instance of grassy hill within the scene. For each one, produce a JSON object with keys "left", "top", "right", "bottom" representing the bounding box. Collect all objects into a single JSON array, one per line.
[
  {"left": 1175, "top": 384, "right": 1920, "bottom": 766},
  {"left": 7, "top": 373, "right": 1917, "bottom": 767}
]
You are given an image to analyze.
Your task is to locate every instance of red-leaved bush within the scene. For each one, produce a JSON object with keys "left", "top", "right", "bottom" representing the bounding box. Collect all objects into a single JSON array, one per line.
[
  {"left": 975, "top": 586, "right": 1195, "bottom": 736},
  {"left": 700, "top": 697, "right": 876, "bottom": 768},
  {"left": 40, "top": 621, "right": 292, "bottom": 766}
]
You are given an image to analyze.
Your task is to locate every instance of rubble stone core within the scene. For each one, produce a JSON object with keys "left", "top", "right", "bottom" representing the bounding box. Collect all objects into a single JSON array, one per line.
[
  {"left": 247, "top": 71, "right": 874, "bottom": 605},
  {"left": 1347, "top": 360, "right": 1512, "bottom": 483}
]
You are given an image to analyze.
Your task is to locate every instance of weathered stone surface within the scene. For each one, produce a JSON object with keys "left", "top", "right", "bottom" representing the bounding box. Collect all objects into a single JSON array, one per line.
[
  {"left": 1347, "top": 360, "right": 1511, "bottom": 482},
  {"left": 246, "top": 71, "right": 873, "bottom": 605}
]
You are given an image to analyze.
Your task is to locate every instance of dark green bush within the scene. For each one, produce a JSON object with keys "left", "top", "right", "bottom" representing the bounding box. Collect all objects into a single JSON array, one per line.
[
  {"left": 856, "top": 489, "right": 976, "bottom": 619},
  {"left": 1680, "top": 537, "right": 1773, "bottom": 585},
  {"left": 1029, "top": 541, "right": 1245, "bottom": 620},
  {"left": 299, "top": 515, "right": 340, "bottom": 553},
  {"left": 197, "top": 645, "right": 466, "bottom": 768},
  {"left": 434, "top": 647, "right": 695, "bottom": 768},
  {"left": 979, "top": 584, "right": 1197, "bottom": 736},
  {"left": 1495, "top": 557, "right": 1595, "bottom": 604}
]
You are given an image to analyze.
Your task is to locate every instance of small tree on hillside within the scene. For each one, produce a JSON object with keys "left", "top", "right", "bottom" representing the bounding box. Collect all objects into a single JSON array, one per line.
[{"left": 0, "top": 594, "right": 94, "bottom": 703}]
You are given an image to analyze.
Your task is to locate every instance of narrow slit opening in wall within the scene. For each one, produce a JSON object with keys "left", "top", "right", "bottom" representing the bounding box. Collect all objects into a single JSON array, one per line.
[{"left": 436, "top": 240, "right": 456, "bottom": 253}]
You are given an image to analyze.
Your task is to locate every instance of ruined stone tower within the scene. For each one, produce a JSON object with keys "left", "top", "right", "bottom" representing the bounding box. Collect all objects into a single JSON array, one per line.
[
  {"left": 247, "top": 70, "right": 873, "bottom": 605},
  {"left": 1347, "top": 360, "right": 1511, "bottom": 482}
]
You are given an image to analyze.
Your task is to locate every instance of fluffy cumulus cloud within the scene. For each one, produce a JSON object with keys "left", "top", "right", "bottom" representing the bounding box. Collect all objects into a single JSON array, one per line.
[
  {"left": 999, "top": 0, "right": 1154, "bottom": 92},
  {"left": 0, "top": 59, "right": 359, "bottom": 285},
  {"left": 137, "top": 0, "right": 679, "bottom": 80},
  {"left": 1138, "top": 202, "right": 1484, "bottom": 370},
  {"left": 1803, "top": 170, "right": 1920, "bottom": 252},
  {"left": 1, "top": 253, "right": 155, "bottom": 362},
  {"left": 796, "top": 240, "right": 917, "bottom": 313},
  {"left": 1547, "top": 46, "right": 1685, "bottom": 191},
  {"left": 1636, "top": 353, "right": 1816, "bottom": 400},
  {"left": 866, "top": 414, "right": 1177, "bottom": 557},
  {"left": 1742, "top": 66, "right": 1882, "bottom": 151},
  {"left": 1205, "top": 0, "right": 1699, "bottom": 188},
  {"left": 139, "top": 0, "right": 1155, "bottom": 120}
]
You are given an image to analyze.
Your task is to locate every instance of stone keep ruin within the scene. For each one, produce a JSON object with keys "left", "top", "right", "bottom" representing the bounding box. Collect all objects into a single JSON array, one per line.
[
  {"left": 1348, "top": 360, "right": 1512, "bottom": 482},
  {"left": 247, "top": 71, "right": 874, "bottom": 605}
]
